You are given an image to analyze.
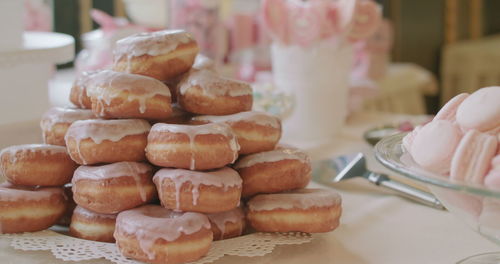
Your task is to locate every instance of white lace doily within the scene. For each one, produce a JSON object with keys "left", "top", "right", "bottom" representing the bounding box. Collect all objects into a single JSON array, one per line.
[{"left": 5, "top": 230, "right": 313, "bottom": 264}]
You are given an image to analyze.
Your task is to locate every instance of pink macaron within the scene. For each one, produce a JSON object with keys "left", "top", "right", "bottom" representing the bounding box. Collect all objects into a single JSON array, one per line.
[
  {"left": 450, "top": 130, "right": 498, "bottom": 184},
  {"left": 410, "top": 120, "right": 462, "bottom": 174},
  {"left": 484, "top": 155, "right": 500, "bottom": 188},
  {"left": 456, "top": 86, "right": 500, "bottom": 133},
  {"left": 433, "top": 93, "right": 469, "bottom": 122}
]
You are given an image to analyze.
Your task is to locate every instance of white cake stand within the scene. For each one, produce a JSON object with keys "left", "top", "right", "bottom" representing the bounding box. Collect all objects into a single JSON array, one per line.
[{"left": 0, "top": 31, "right": 74, "bottom": 125}]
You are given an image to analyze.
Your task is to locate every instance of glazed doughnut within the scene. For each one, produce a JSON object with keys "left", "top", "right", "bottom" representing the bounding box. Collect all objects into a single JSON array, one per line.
[
  {"left": 69, "top": 206, "right": 117, "bottom": 242},
  {"left": 72, "top": 162, "right": 156, "bottom": 214},
  {"left": 177, "top": 69, "right": 253, "bottom": 115},
  {"left": 0, "top": 144, "right": 77, "bottom": 186},
  {"left": 192, "top": 54, "right": 216, "bottom": 71},
  {"left": 86, "top": 70, "right": 172, "bottom": 120},
  {"left": 40, "top": 107, "right": 96, "bottom": 146},
  {"left": 206, "top": 207, "right": 245, "bottom": 240},
  {"left": 0, "top": 183, "right": 67, "bottom": 234},
  {"left": 65, "top": 119, "right": 151, "bottom": 165},
  {"left": 234, "top": 146, "right": 311, "bottom": 197},
  {"left": 146, "top": 123, "right": 239, "bottom": 170},
  {"left": 153, "top": 167, "right": 242, "bottom": 213},
  {"left": 192, "top": 111, "right": 282, "bottom": 154},
  {"left": 113, "top": 30, "right": 198, "bottom": 81},
  {"left": 70, "top": 71, "right": 97, "bottom": 109},
  {"left": 246, "top": 189, "right": 342, "bottom": 233},
  {"left": 114, "top": 205, "right": 212, "bottom": 264}
]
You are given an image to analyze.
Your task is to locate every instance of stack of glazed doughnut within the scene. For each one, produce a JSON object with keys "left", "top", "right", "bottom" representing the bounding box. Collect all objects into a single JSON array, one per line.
[{"left": 0, "top": 29, "right": 342, "bottom": 264}]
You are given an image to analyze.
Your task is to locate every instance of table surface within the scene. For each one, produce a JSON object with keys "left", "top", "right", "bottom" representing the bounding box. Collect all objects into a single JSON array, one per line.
[{"left": 0, "top": 111, "right": 497, "bottom": 264}]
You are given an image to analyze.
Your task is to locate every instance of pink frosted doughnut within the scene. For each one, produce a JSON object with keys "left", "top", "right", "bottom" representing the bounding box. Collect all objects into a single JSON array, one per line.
[
  {"left": 114, "top": 205, "right": 212, "bottom": 264},
  {"left": 0, "top": 183, "right": 67, "bottom": 233},
  {"left": 153, "top": 167, "right": 242, "bottom": 213},
  {"left": 246, "top": 189, "right": 342, "bottom": 233},
  {"left": 40, "top": 107, "right": 96, "bottom": 146},
  {"left": 69, "top": 206, "right": 117, "bottom": 242}
]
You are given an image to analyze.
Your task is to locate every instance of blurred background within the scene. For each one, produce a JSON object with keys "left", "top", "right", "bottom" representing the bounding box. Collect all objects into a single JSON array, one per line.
[{"left": 4, "top": 0, "right": 500, "bottom": 122}]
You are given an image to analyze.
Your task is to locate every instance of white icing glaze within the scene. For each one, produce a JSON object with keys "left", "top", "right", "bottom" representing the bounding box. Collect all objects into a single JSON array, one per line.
[
  {"left": 115, "top": 205, "right": 210, "bottom": 260},
  {"left": 153, "top": 167, "right": 242, "bottom": 209},
  {"left": 206, "top": 207, "right": 245, "bottom": 240},
  {"left": 40, "top": 107, "right": 96, "bottom": 131},
  {"left": 192, "top": 54, "right": 215, "bottom": 71},
  {"left": 248, "top": 189, "right": 341, "bottom": 211},
  {"left": 73, "top": 71, "right": 99, "bottom": 107},
  {"left": 114, "top": 29, "right": 194, "bottom": 73},
  {"left": 86, "top": 70, "right": 171, "bottom": 115},
  {"left": 192, "top": 111, "right": 281, "bottom": 129},
  {"left": 65, "top": 119, "right": 151, "bottom": 144},
  {"left": 73, "top": 205, "right": 117, "bottom": 220},
  {"left": 0, "top": 183, "right": 64, "bottom": 202},
  {"left": 233, "top": 146, "right": 310, "bottom": 169},
  {"left": 150, "top": 123, "right": 240, "bottom": 169},
  {"left": 0, "top": 144, "right": 68, "bottom": 163},
  {"left": 178, "top": 69, "right": 253, "bottom": 98},
  {"left": 72, "top": 162, "right": 153, "bottom": 202}
]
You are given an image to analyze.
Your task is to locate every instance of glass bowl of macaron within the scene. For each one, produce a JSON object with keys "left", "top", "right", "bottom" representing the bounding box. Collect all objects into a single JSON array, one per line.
[{"left": 374, "top": 86, "right": 500, "bottom": 264}]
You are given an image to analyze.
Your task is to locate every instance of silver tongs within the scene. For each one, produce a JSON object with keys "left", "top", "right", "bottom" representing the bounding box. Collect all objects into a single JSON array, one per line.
[{"left": 313, "top": 153, "right": 445, "bottom": 210}]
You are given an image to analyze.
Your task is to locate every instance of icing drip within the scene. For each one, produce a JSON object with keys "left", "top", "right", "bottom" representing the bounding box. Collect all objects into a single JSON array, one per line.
[
  {"left": 73, "top": 71, "right": 99, "bottom": 106},
  {"left": 234, "top": 146, "right": 310, "bottom": 169},
  {"left": 74, "top": 205, "right": 117, "bottom": 220},
  {"left": 0, "top": 183, "right": 64, "bottom": 202},
  {"left": 0, "top": 144, "right": 67, "bottom": 164},
  {"left": 40, "top": 107, "right": 96, "bottom": 131},
  {"left": 192, "top": 111, "right": 281, "bottom": 129},
  {"left": 150, "top": 123, "right": 240, "bottom": 169},
  {"left": 114, "top": 29, "right": 194, "bottom": 71},
  {"left": 72, "top": 162, "right": 153, "bottom": 202},
  {"left": 115, "top": 205, "right": 210, "bottom": 260},
  {"left": 86, "top": 70, "right": 171, "bottom": 115},
  {"left": 248, "top": 189, "right": 341, "bottom": 211},
  {"left": 192, "top": 54, "right": 216, "bottom": 71},
  {"left": 65, "top": 119, "right": 151, "bottom": 144},
  {"left": 206, "top": 207, "right": 245, "bottom": 240},
  {"left": 153, "top": 167, "right": 242, "bottom": 209},
  {"left": 178, "top": 69, "right": 253, "bottom": 98}
]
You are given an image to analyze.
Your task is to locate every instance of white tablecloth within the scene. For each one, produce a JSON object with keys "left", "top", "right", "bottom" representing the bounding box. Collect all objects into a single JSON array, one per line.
[{"left": 0, "top": 112, "right": 497, "bottom": 264}]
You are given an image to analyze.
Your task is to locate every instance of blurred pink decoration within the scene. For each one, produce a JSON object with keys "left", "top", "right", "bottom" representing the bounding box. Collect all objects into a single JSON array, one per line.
[
  {"left": 352, "top": 19, "right": 393, "bottom": 80},
  {"left": 262, "top": 0, "right": 381, "bottom": 47},
  {"left": 170, "top": 0, "right": 228, "bottom": 64},
  {"left": 75, "top": 9, "right": 149, "bottom": 75},
  {"left": 24, "top": 0, "right": 52, "bottom": 31}
]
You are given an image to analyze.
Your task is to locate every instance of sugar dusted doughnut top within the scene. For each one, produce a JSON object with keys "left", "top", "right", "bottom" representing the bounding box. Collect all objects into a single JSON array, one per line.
[
  {"left": 116, "top": 205, "right": 210, "bottom": 242},
  {"left": 192, "top": 111, "right": 281, "bottom": 129},
  {"left": 153, "top": 167, "right": 242, "bottom": 189},
  {"left": 65, "top": 119, "right": 151, "bottom": 144},
  {"left": 456, "top": 86, "right": 500, "bottom": 133},
  {"left": 234, "top": 146, "right": 310, "bottom": 169},
  {"left": 0, "top": 183, "right": 65, "bottom": 202},
  {"left": 114, "top": 29, "right": 195, "bottom": 59},
  {"left": 179, "top": 69, "right": 253, "bottom": 97},
  {"left": 248, "top": 189, "right": 341, "bottom": 211},
  {"left": 40, "top": 107, "right": 95, "bottom": 129}
]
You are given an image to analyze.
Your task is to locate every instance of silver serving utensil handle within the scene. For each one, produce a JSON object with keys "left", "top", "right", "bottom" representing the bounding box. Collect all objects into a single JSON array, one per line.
[{"left": 366, "top": 172, "right": 446, "bottom": 210}]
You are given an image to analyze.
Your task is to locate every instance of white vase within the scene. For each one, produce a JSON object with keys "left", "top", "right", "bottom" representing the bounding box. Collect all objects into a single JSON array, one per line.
[{"left": 271, "top": 40, "right": 353, "bottom": 147}]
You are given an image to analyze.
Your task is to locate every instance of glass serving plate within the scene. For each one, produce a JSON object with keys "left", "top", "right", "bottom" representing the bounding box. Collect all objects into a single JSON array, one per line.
[{"left": 375, "top": 133, "right": 500, "bottom": 264}]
